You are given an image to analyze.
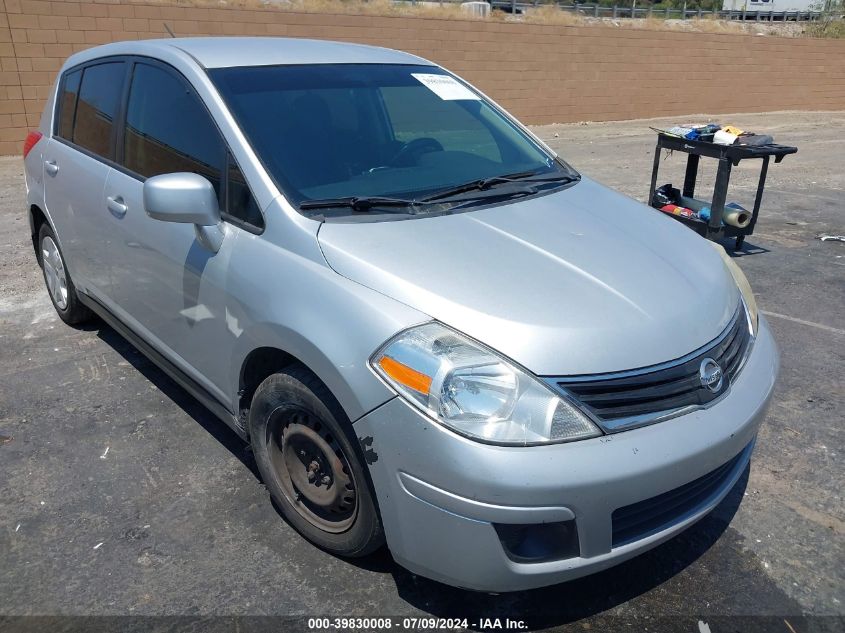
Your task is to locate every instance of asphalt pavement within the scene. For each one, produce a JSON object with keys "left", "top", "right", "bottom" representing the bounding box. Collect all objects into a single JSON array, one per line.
[{"left": 0, "top": 111, "right": 842, "bottom": 632}]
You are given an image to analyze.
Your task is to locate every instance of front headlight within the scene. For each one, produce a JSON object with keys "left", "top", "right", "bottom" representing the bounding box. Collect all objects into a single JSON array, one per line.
[
  {"left": 709, "top": 242, "right": 758, "bottom": 336},
  {"left": 370, "top": 323, "right": 601, "bottom": 446}
]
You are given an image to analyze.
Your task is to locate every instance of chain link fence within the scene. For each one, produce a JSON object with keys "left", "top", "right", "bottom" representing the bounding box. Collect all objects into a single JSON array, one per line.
[{"left": 405, "top": 0, "right": 838, "bottom": 22}]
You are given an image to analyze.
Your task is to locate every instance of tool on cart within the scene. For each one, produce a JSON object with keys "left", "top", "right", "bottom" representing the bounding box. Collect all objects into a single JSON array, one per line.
[
  {"left": 647, "top": 131, "right": 797, "bottom": 250},
  {"left": 660, "top": 204, "right": 697, "bottom": 218},
  {"left": 697, "top": 203, "right": 752, "bottom": 229}
]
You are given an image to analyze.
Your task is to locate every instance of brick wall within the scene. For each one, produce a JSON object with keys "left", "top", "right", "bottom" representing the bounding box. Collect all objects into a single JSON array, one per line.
[{"left": 1, "top": 0, "right": 844, "bottom": 155}]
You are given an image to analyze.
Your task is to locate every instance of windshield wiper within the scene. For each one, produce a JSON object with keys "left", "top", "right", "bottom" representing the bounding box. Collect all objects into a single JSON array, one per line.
[
  {"left": 496, "top": 171, "right": 580, "bottom": 185},
  {"left": 299, "top": 170, "right": 580, "bottom": 214},
  {"left": 421, "top": 170, "right": 578, "bottom": 203},
  {"left": 299, "top": 196, "right": 418, "bottom": 213}
]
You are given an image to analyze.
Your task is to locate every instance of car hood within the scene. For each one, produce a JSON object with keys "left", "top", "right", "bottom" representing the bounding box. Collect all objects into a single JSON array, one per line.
[{"left": 317, "top": 177, "right": 740, "bottom": 375}]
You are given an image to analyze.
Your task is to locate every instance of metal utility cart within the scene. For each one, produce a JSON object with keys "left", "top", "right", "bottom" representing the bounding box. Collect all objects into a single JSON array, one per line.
[{"left": 647, "top": 133, "right": 797, "bottom": 250}]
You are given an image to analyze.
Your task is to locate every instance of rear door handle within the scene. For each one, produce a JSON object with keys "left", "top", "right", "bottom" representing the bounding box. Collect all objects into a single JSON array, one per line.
[
  {"left": 44, "top": 160, "right": 59, "bottom": 176},
  {"left": 106, "top": 195, "right": 128, "bottom": 218}
]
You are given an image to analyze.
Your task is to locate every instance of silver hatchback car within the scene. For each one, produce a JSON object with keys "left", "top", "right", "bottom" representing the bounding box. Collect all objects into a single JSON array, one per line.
[{"left": 24, "top": 37, "right": 778, "bottom": 592}]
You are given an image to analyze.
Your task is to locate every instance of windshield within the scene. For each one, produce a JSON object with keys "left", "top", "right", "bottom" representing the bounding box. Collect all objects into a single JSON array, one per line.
[{"left": 210, "top": 64, "right": 575, "bottom": 213}]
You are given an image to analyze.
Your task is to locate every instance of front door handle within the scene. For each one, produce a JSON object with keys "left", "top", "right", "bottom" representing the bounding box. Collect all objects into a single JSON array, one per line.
[
  {"left": 106, "top": 195, "right": 128, "bottom": 218},
  {"left": 44, "top": 160, "right": 59, "bottom": 176}
]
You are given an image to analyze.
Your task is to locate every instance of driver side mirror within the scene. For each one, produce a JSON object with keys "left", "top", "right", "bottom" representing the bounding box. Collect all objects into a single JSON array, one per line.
[
  {"left": 143, "top": 172, "right": 221, "bottom": 226},
  {"left": 143, "top": 173, "right": 225, "bottom": 253}
]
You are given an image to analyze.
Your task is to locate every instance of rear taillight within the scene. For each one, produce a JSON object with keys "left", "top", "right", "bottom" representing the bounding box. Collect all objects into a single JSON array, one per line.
[{"left": 23, "top": 131, "right": 43, "bottom": 159}]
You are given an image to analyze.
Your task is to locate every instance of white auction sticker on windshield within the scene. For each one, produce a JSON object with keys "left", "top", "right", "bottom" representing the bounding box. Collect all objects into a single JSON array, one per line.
[{"left": 411, "top": 74, "right": 480, "bottom": 101}]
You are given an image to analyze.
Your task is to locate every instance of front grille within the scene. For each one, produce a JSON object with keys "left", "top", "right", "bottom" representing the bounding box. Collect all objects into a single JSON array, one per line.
[
  {"left": 554, "top": 304, "right": 752, "bottom": 430},
  {"left": 611, "top": 444, "right": 749, "bottom": 547}
]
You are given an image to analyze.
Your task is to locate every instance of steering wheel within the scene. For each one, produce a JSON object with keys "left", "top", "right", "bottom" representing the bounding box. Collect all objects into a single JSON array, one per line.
[{"left": 389, "top": 137, "right": 444, "bottom": 167}]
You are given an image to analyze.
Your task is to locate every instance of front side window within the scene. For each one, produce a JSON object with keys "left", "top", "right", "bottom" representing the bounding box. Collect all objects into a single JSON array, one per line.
[
  {"left": 73, "top": 62, "right": 125, "bottom": 160},
  {"left": 210, "top": 64, "right": 568, "bottom": 212},
  {"left": 123, "top": 63, "right": 224, "bottom": 198}
]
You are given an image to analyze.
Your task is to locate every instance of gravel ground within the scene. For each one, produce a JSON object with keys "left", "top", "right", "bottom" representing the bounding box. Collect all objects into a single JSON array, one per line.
[{"left": 0, "top": 111, "right": 842, "bottom": 632}]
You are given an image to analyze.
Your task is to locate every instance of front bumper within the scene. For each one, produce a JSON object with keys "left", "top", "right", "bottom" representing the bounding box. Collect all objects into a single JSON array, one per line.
[{"left": 354, "top": 316, "right": 778, "bottom": 592}]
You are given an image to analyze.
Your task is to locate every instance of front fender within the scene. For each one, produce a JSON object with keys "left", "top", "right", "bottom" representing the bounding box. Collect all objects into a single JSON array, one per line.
[{"left": 225, "top": 228, "right": 428, "bottom": 423}]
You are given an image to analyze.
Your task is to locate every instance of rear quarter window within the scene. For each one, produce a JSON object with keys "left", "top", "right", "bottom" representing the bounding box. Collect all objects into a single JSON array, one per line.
[{"left": 56, "top": 69, "right": 81, "bottom": 140}]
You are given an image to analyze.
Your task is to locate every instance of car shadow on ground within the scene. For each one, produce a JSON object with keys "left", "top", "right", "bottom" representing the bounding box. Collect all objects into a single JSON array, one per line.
[
  {"left": 95, "top": 323, "right": 261, "bottom": 480},
  {"left": 93, "top": 319, "right": 749, "bottom": 628}
]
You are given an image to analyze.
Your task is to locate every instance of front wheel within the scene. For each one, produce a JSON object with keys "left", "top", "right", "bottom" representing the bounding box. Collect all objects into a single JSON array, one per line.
[{"left": 248, "top": 367, "right": 384, "bottom": 557}]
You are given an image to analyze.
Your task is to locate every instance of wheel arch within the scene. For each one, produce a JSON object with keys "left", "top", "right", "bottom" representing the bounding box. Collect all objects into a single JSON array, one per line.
[
  {"left": 230, "top": 313, "right": 401, "bottom": 434},
  {"left": 234, "top": 336, "right": 394, "bottom": 439},
  {"left": 237, "top": 346, "right": 299, "bottom": 424},
  {"left": 29, "top": 204, "right": 49, "bottom": 264}
]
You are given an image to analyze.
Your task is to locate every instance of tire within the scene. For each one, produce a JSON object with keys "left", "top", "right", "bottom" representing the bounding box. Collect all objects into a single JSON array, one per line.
[
  {"left": 37, "top": 223, "right": 93, "bottom": 326},
  {"left": 248, "top": 366, "right": 384, "bottom": 557}
]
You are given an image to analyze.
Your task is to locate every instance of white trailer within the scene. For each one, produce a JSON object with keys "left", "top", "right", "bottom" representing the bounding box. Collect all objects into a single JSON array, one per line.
[{"left": 722, "top": 0, "right": 822, "bottom": 12}]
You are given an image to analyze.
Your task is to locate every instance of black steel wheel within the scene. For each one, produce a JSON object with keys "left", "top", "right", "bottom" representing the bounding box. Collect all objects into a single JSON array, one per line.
[
  {"left": 249, "top": 366, "right": 383, "bottom": 556},
  {"left": 269, "top": 410, "right": 357, "bottom": 533}
]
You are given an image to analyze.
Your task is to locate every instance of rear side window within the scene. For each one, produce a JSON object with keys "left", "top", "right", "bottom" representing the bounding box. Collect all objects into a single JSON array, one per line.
[
  {"left": 73, "top": 62, "right": 125, "bottom": 160},
  {"left": 56, "top": 69, "right": 81, "bottom": 140},
  {"left": 123, "top": 63, "right": 224, "bottom": 198}
]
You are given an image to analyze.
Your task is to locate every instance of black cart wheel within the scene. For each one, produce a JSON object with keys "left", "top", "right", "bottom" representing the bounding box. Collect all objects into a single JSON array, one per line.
[
  {"left": 735, "top": 235, "right": 745, "bottom": 250},
  {"left": 248, "top": 367, "right": 384, "bottom": 556}
]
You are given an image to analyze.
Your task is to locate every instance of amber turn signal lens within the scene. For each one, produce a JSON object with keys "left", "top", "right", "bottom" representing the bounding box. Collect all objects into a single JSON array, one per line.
[{"left": 378, "top": 355, "right": 432, "bottom": 395}]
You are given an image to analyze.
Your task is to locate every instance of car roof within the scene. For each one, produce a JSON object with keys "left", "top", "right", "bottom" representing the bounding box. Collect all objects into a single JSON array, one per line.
[{"left": 66, "top": 37, "right": 435, "bottom": 69}]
